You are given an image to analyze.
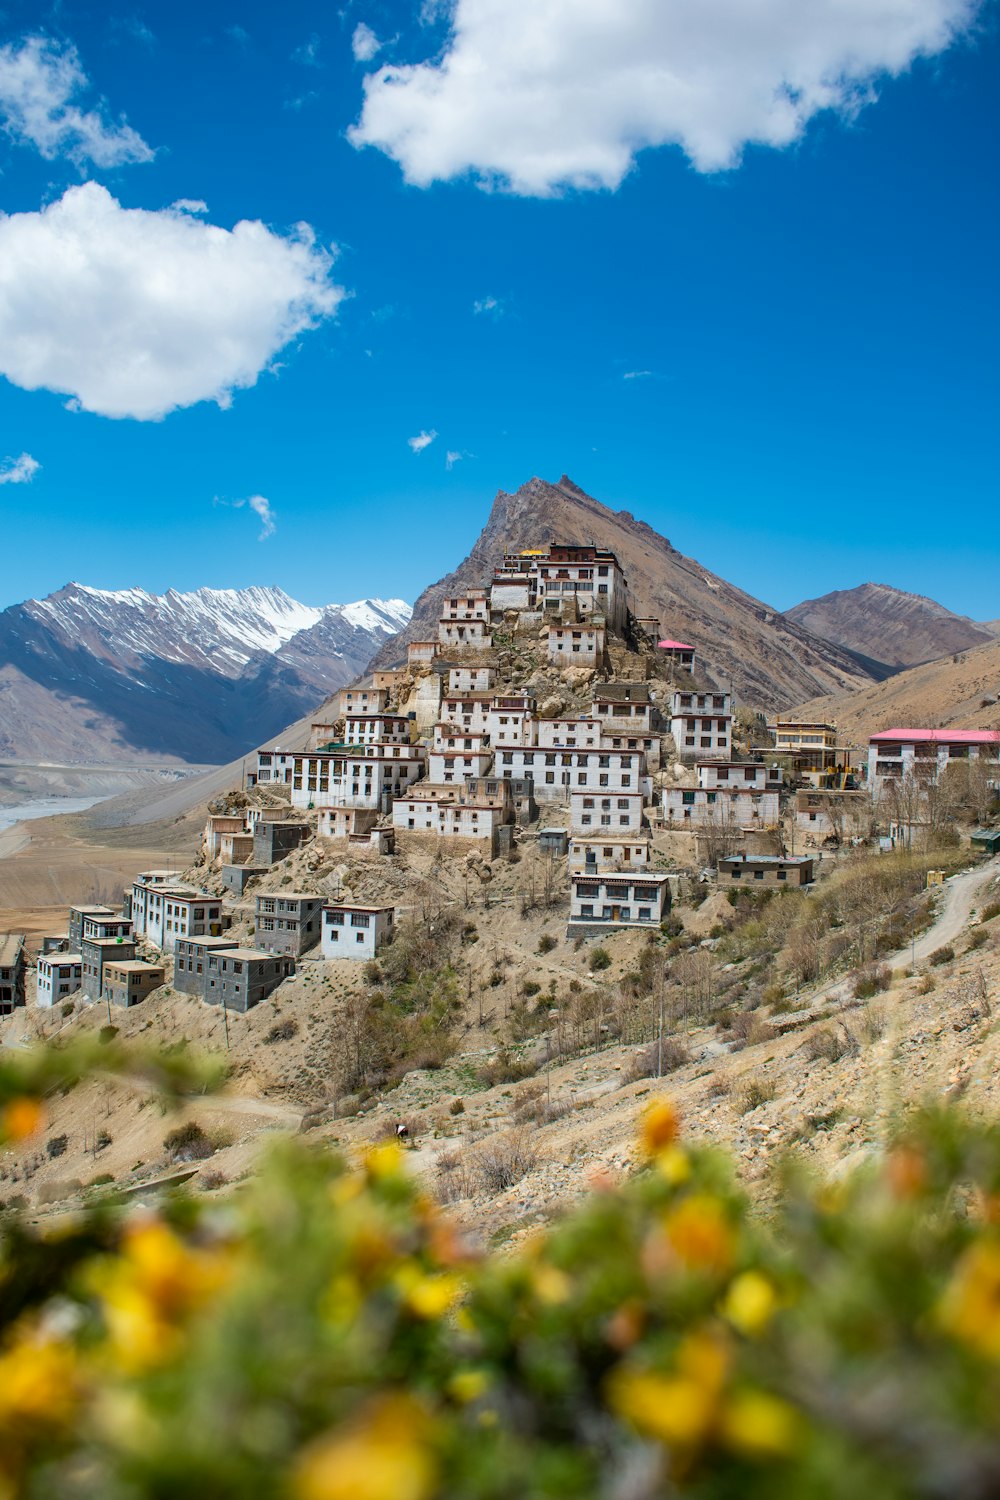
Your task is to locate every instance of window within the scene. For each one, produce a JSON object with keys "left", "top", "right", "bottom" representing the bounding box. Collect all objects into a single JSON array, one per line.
[
  {"left": 638, "top": 908, "right": 651, "bottom": 921},
  {"left": 327, "top": 911, "right": 344, "bottom": 926},
  {"left": 580, "top": 904, "right": 594, "bottom": 918}
]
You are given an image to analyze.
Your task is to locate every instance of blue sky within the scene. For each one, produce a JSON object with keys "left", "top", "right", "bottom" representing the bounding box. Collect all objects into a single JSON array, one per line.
[{"left": 0, "top": 0, "right": 996, "bottom": 619}]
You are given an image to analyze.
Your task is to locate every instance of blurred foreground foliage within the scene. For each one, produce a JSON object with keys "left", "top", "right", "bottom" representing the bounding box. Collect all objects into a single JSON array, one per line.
[{"left": 1, "top": 1063, "right": 1000, "bottom": 1498}]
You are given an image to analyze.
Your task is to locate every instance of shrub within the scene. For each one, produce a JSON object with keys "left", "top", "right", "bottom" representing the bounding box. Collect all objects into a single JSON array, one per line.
[
  {"left": 733, "top": 1076, "right": 776, "bottom": 1113},
  {"left": 46, "top": 1134, "right": 68, "bottom": 1159},
  {"left": 728, "top": 1012, "right": 777, "bottom": 1050},
  {"left": 966, "top": 928, "right": 988, "bottom": 952},
  {"left": 98, "top": 1025, "right": 118, "bottom": 1044},
  {"left": 805, "top": 1024, "right": 858, "bottom": 1064},
  {"left": 96, "top": 1130, "right": 112, "bottom": 1151},
  {"left": 589, "top": 947, "right": 612, "bottom": 972},
  {"left": 916, "top": 974, "right": 936, "bottom": 995},
  {"left": 980, "top": 899, "right": 1000, "bottom": 923},
  {"left": 537, "top": 933, "right": 556, "bottom": 955},
  {"left": 200, "top": 1170, "right": 228, "bottom": 1192},
  {"left": 477, "top": 1050, "right": 538, "bottom": 1087},
  {"left": 472, "top": 1129, "right": 539, "bottom": 1193},
  {"left": 449, "top": 1098, "right": 465, "bottom": 1116},
  {"left": 87, "top": 1172, "right": 115, "bottom": 1187},
  {"left": 861, "top": 1001, "right": 889, "bottom": 1044},
  {"left": 163, "top": 1122, "right": 214, "bottom": 1162},
  {"left": 521, "top": 981, "right": 542, "bottom": 998},
  {"left": 929, "top": 945, "right": 955, "bottom": 967},
  {"left": 626, "top": 1038, "right": 691, "bottom": 1081},
  {"left": 265, "top": 1018, "right": 299, "bottom": 1044},
  {"left": 60, "top": 1001, "right": 74, "bottom": 1018},
  {"left": 853, "top": 963, "right": 892, "bottom": 1000}
]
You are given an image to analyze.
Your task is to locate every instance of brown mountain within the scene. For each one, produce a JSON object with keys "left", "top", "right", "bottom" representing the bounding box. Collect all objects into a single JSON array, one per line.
[
  {"left": 794, "top": 635, "right": 1000, "bottom": 746},
  {"left": 369, "top": 474, "right": 877, "bottom": 712},
  {"left": 785, "top": 583, "right": 994, "bottom": 674}
]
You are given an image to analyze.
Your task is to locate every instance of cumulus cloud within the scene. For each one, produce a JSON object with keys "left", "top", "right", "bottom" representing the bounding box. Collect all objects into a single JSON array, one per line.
[
  {"left": 408, "top": 429, "right": 438, "bottom": 453},
  {"left": 0, "top": 183, "right": 344, "bottom": 421},
  {"left": 0, "top": 452, "right": 40, "bottom": 484},
  {"left": 0, "top": 34, "right": 153, "bottom": 167},
  {"left": 352, "top": 24, "right": 383, "bottom": 63},
  {"left": 170, "top": 198, "right": 208, "bottom": 215},
  {"left": 350, "top": 0, "right": 980, "bottom": 194}
]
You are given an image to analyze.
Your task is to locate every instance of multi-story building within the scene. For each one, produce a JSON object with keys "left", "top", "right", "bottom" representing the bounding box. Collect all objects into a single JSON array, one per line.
[
  {"left": 125, "top": 873, "right": 179, "bottom": 935},
  {"left": 546, "top": 622, "right": 605, "bottom": 666},
  {"left": 448, "top": 666, "right": 495, "bottom": 693},
  {"left": 252, "top": 818, "right": 312, "bottom": 866},
  {"left": 321, "top": 903, "right": 395, "bottom": 961},
  {"left": 173, "top": 936, "right": 243, "bottom": 997},
  {"left": 661, "top": 786, "right": 780, "bottom": 828},
  {"left": 254, "top": 893, "right": 325, "bottom": 957},
  {"left": 317, "top": 807, "right": 381, "bottom": 841},
  {"left": 794, "top": 789, "right": 871, "bottom": 844},
  {"left": 80, "top": 912, "right": 133, "bottom": 943},
  {"left": 773, "top": 721, "right": 840, "bottom": 773},
  {"left": 392, "top": 794, "right": 506, "bottom": 848},
  {"left": 496, "top": 747, "right": 649, "bottom": 801},
  {"left": 203, "top": 948, "right": 294, "bottom": 1013},
  {"left": 669, "top": 687, "right": 733, "bottom": 759},
  {"left": 102, "top": 959, "right": 165, "bottom": 1009},
  {"left": 592, "top": 683, "right": 657, "bottom": 733},
  {"left": 568, "top": 872, "right": 671, "bottom": 930},
  {"left": 335, "top": 682, "right": 388, "bottom": 717},
  {"left": 486, "top": 695, "right": 538, "bottom": 747},
  {"left": 68, "top": 904, "right": 116, "bottom": 949},
  {"left": 81, "top": 936, "right": 137, "bottom": 1002},
  {"left": 440, "top": 693, "right": 492, "bottom": 735},
  {"left": 131, "top": 885, "right": 223, "bottom": 954},
  {"left": 274, "top": 744, "right": 426, "bottom": 812},
  {"left": 204, "top": 814, "right": 248, "bottom": 858},
  {"left": 36, "top": 952, "right": 82, "bottom": 1007},
  {"left": 568, "top": 835, "right": 652, "bottom": 871},
  {"left": 657, "top": 640, "right": 696, "bottom": 672},
  {"left": 0, "top": 934, "right": 26, "bottom": 1012},
  {"left": 407, "top": 641, "right": 440, "bottom": 666},
  {"left": 342, "top": 713, "right": 412, "bottom": 746},
  {"left": 697, "top": 761, "right": 774, "bottom": 791},
  {"left": 438, "top": 617, "right": 492, "bottom": 650},
  {"left": 570, "top": 792, "right": 647, "bottom": 834},
  {"left": 536, "top": 718, "right": 602, "bottom": 750},
  {"left": 867, "top": 729, "right": 1000, "bottom": 796},
  {"left": 530, "top": 544, "right": 629, "bottom": 634}
]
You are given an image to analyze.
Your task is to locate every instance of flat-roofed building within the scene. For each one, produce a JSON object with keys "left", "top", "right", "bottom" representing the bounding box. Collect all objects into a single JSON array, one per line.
[
  {"left": 718, "top": 854, "right": 815, "bottom": 887},
  {"left": 0, "top": 934, "right": 26, "bottom": 1012},
  {"left": 335, "top": 682, "right": 388, "bottom": 717},
  {"left": 661, "top": 786, "right": 780, "bottom": 828},
  {"left": 438, "top": 617, "right": 492, "bottom": 650},
  {"left": 392, "top": 795, "right": 505, "bottom": 848},
  {"left": 173, "top": 936, "right": 241, "bottom": 997},
  {"left": 68, "top": 904, "right": 115, "bottom": 949},
  {"left": 284, "top": 744, "right": 426, "bottom": 811},
  {"left": 568, "top": 872, "right": 670, "bottom": 930},
  {"left": 669, "top": 687, "right": 732, "bottom": 759},
  {"left": 773, "top": 721, "right": 840, "bottom": 772},
  {"left": 254, "top": 893, "right": 325, "bottom": 957},
  {"left": 497, "top": 746, "right": 648, "bottom": 800},
  {"left": 135, "top": 887, "right": 223, "bottom": 953},
  {"left": 103, "top": 959, "right": 165, "bottom": 1009},
  {"left": 203, "top": 948, "right": 294, "bottom": 1013},
  {"left": 317, "top": 807, "right": 380, "bottom": 841},
  {"left": 536, "top": 718, "right": 602, "bottom": 750},
  {"left": 36, "top": 952, "right": 82, "bottom": 1007},
  {"left": 448, "top": 666, "right": 495, "bottom": 693},
  {"left": 81, "top": 912, "right": 133, "bottom": 943},
  {"left": 868, "top": 729, "right": 1000, "bottom": 795},
  {"left": 794, "top": 789, "right": 871, "bottom": 844},
  {"left": 81, "top": 935, "right": 137, "bottom": 1002},
  {"left": 571, "top": 791, "right": 647, "bottom": 834},
  {"left": 546, "top": 622, "right": 605, "bottom": 666},
  {"left": 341, "top": 713, "right": 412, "bottom": 746},
  {"left": 321, "top": 904, "right": 394, "bottom": 961},
  {"left": 569, "top": 835, "right": 652, "bottom": 871},
  {"left": 697, "top": 761, "right": 773, "bottom": 791}
]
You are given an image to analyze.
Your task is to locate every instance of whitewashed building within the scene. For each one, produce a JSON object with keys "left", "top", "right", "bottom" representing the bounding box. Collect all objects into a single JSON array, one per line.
[
  {"left": 868, "top": 729, "right": 1000, "bottom": 796},
  {"left": 568, "top": 836, "right": 652, "bottom": 870},
  {"left": 536, "top": 718, "right": 603, "bottom": 750},
  {"left": 285, "top": 744, "right": 426, "bottom": 810},
  {"left": 134, "top": 887, "right": 223, "bottom": 954},
  {"left": 343, "top": 713, "right": 412, "bottom": 745},
  {"left": 661, "top": 786, "right": 780, "bottom": 828},
  {"left": 697, "top": 761, "right": 771, "bottom": 791},
  {"left": 669, "top": 688, "right": 733, "bottom": 759},
  {"left": 546, "top": 623, "right": 605, "bottom": 666},
  {"left": 440, "top": 694, "right": 493, "bottom": 735},
  {"left": 392, "top": 795, "right": 505, "bottom": 845},
  {"left": 592, "top": 685, "right": 656, "bottom": 733},
  {"left": 322, "top": 904, "right": 395, "bottom": 961},
  {"left": 438, "top": 618, "right": 492, "bottom": 650},
  {"left": 317, "top": 808, "right": 380, "bottom": 841},
  {"left": 570, "top": 792, "right": 647, "bottom": 834},
  {"left": 448, "top": 666, "right": 495, "bottom": 693},
  {"left": 568, "top": 872, "right": 671, "bottom": 929},
  {"left": 36, "top": 953, "right": 82, "bottom": 1007}
]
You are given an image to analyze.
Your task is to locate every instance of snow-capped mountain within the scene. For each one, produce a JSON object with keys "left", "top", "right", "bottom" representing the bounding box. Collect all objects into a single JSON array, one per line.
[{"left": 0, "top": 584, "right": 412, "bottom": 765}]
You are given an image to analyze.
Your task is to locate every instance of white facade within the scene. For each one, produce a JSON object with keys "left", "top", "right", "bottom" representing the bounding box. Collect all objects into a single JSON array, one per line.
[
  {"left": 129, "top": 872, "right": 187, "bottom": 945},
  {"left": 343, "top": 714, "right": 411, "bottom": 745},
  {"left": 486, "top": 703, "right": 538, "bottom": 747},
  {"left": 448, "top": 666, "right": 495, "bottom": 693},
  {"left": 336, "top": 685, "right": 388, "bottom": 717},
  {"left": 568, "top": 837, "right": 651, "bottom": 870},
  {"left": 140, "top": 890, "right": 222, "bottom": 954},
  {"left": 427, "top": 749, "right": 495, "bottom": 783},
  {"left": 868, "top": 731, "right": 1000, "bottom": 796},
  {"left": 441, "top": 591, "right": 489, "bottom": 620},
  {"left": 441, "top": 695, "right": 492, "bottom": 734},
  {"left": 536, "top": 718, "right": 602, "bottom": 750},
  {"left": 570, "top": 792, "right": 647, "bottom": 834},
  {"left": 490, "top": 580, "right": 532, "bottom": 611},
  {"left": 661, "top": 787, "right": 780, "bottom": 828},
  {"left": 697, "top": 761, "right": 769, "bottom": 791},
  {"left": 600, "top": 730, "right": 662, "bottom": 770},
  {"left": 391, "top": 797, "right": 503, "bottom": 842},
  {"left": 317, "top": 807, "right": 380, "bottom": 840},
  {"left": 546, "top": 624, "right": 605, "bottom": 665},
  {"left": 592, "top": 695, "right": 655, "bottom": 733},
  {"left": 36, "top": 953, "right": 82, "bottom": 1007},
  {"left": 495, "top": 747, "right": 649, "bottom": 800},
  {"left": 568, "top": 872, "right": 670, "bottom": 928},
  {"left": 407, "top": 641, "right": 440, "bottom": 664},
  {"left": 534, "top": 549, "right": 628, "bottom": 632},
  {"left": 670, "top": 693, "right": 733, "bottom": 758},
  {"left": 438, "top": 618, "right": 492, "bottom": 649},
  {"left": 286, "top": 745, "right": 426, "bottom": 810},
  {"left": 322, "top": 904, "right": 394, "bottom": 961}
]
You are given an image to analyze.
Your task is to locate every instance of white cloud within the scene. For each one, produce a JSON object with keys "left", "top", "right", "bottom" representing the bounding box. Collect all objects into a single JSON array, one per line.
[
  {"left": 473, "top": 294, "right": 504, "bottom": 316},
  {"left": 352, "top": 24, "right": 383, "bottom": 63},
  {"left": 445, "top": 449, "right": 463, "bottom": 469},
  {"left": 218, "top": 494, "right": 276, "bottom": 540},
  {"left": 350, "top": 0, "right": 980, "bottom": 194},
  {"left": 0, "top": 452, "right": 40, "bottom": 484},
  {"left": 408, "top": 429, "right": 438, "bottom": 453},
  {"left": 623, "top": 369, "right": 654, "bottom": 380},
  {"left": 170, "top": 198, "right": 208, "bottom": 215},
  {"left": 0, "top": 34, "right": 153, "bottom": 167},
  {"left": 0, "top": 183, "right": 344, "bottom": 420},
  {"left": 292, "top": 34, "right": 322, "bottom": 67}
]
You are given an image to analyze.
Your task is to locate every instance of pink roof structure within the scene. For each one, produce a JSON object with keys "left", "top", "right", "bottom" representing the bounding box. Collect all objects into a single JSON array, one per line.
[
  {"left": 869, "top": 728, "right": 1000, "bottom": 744},
  {"left": 657, "top": 639, "right": 695, "bottom": 651}
]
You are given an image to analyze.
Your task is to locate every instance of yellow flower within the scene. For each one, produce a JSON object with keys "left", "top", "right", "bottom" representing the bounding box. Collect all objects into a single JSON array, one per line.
[
  {"left": 641, "top": 1098, "right": 680, "bottom": 1155},
  {"left": 0, "top": 1332, "right": 80, "bottom": 1429},
  {"left": 531, "top": 1265, "right": 571, "bottom": 1305},
  {"left": 365, "top": 1142, "right": 405, "bottom": 1182},
  {"left": 0, "top": 1097, "right": 43, "bottom": 1143},
  {"left": 396, "top": 1266, "right": 464, "bottom": 1320},
  {"left": 448, "top": 1368, "right": 490, "bottom": 1404},
  {"left": 938, "top": 1239, "right": 1000, "bottom": 1360},
  {"left": 654, "top": 1145, "right": 692, "bottom": 1186},
  {"left": 720, "top": 1389, "right": 801, "bottom": 1459},
  {"left": 664, "top": 1195, "right": 735, "bottom": 1276},
  {"left": 723, "top": 1271, "right": 778, "bottom": 1337},
  {"left": 608, "top": 1331, "right": 729, "bottom": 1451},
  {"left": 294, "top": 1396, "right": 436, "bottom": 1500}
]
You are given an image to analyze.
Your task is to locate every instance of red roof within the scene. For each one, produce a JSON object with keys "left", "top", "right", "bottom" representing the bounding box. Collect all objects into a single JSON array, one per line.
[
  {"left": 869, "top": 728, "right": 1000, "bottom": 744},
  {"left": 657, "top": 640, "right": 695, "bottom": 651}
]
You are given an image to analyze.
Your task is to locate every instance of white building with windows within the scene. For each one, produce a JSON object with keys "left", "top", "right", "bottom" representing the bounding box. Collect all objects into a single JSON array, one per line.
[
  {"left": 278, "top": 744, "right": 426, "bottom": 810},
  {"left": 134, "top": 888, "right": 223, "bottom": 954},
  {"left": 661, "top": 786, "right": 780, "bottom": 828},
  {"left": 448, "top": 666, "right": 495, "bottom": 694},
  {"left": 546, "top": 623, "right": 605, "bottom": 666},
  {"left": 536, "top": 718, "right": 602, "bottom": 750},
  {"left": 669, "top": 688, "right": 733, "bottom": 759},
  {"left": 570, "top": 792, "right": 647, "bottom": 833},
  {"left": 568, "top": 872, "right": 671, "bottom": 929},
  {"left": 867, "top": 729, "right": 1000, "bottom": 796},
  {"left": 486, "top": 696, "right": 538, "bottom": 747},
  {"left": 440, "top": 694, "right": 492, "bottom": 735},
  {"left": 568, "top": 836, "right": 651, "bottom": 870},
  {"left": 321, "top": 904, "right": 395, "bottom": 961},
  {"left": 497, "top": 747, "right": 649, "bottom": 800},
  {"left": 391, "top": 794, "right": 504, "bottom": 845},
  {"left": 343, "top": 713, "right": 412, "bottom": 745},
  {"left": 36, "top": 953, "right": 82, "bottom": 1007}
]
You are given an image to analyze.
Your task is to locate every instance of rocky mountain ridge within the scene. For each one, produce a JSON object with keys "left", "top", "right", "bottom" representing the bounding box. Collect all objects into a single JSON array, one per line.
[
  {"left": 785, "top": 582, "right": 997, "bottom": 674},
  {"left": 0, "top": 584, "right": 411, "bottom": 766},
  {"left": 370, "top": 474, "right": 879, "bottom": 711}
]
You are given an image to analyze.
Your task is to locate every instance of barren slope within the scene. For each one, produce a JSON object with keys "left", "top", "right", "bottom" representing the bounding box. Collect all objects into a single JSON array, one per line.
[{"left": 795, "top": 636, "right": 1000, "bottom": 745}]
